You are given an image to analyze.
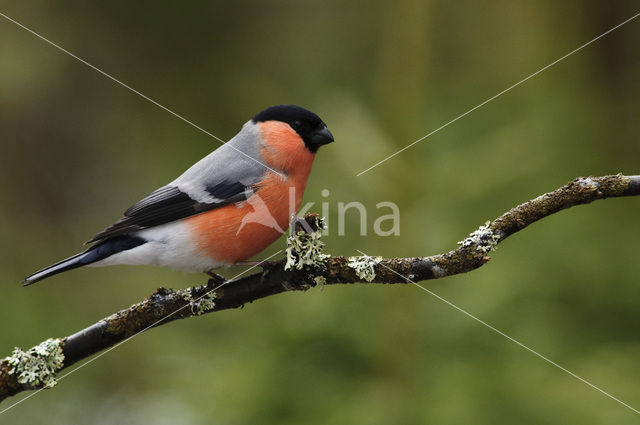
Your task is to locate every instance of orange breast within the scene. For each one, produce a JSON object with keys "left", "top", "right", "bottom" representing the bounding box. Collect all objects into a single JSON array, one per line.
[{"left": 185, "top": 121, "right": 316, "bottom": 264}]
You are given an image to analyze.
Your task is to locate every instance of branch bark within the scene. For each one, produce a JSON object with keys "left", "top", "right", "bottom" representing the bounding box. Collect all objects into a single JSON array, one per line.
[{"left": 1, "top": 174, "right": 639, "bottom": 402}]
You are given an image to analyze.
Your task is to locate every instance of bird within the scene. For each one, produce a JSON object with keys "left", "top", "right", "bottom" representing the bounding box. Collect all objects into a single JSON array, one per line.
[{"left": 23, "top": 105, "right": 334, "bottom": 285}]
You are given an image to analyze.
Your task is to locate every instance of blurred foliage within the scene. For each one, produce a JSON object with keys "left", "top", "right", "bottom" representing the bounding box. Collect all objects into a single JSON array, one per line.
[{"left": 1, "top": 1, "right": 639, "bottom": 423}]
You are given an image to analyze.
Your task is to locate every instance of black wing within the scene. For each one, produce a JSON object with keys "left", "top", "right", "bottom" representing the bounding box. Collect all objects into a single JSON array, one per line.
[{"left": 87, "top": 182, "right": 252, "bottom": 243}]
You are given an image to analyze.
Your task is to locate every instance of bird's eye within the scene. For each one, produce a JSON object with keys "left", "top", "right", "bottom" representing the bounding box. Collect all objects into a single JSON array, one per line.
[{"left": 292, "top": 121, "right": 303, "bottom": 131}]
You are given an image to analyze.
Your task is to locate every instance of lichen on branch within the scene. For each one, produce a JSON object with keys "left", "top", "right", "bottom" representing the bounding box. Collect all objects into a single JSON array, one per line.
[
  {"left": 5, "top": 338, "right": 64, "bottom": 389},
  {"left": 1, "top": 174, "right": 639, "bottom": 403},
  {"left": 284, "top": 214, "right": 330, "bottom": 270},
  {"left": 347, "top": 255, "right": 383, "bottom": 282},
  {"left": 458, "top": 221, "right": 500, "bottom": 254}
]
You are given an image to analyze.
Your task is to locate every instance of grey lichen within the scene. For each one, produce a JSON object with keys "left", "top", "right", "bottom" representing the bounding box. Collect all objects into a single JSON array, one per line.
[
  {"left": 177, "top": 288, "right": 216, "bottom": 315},
  {"left": 431, "top": 264, "right": 447, "bottom": 278},
  {"left": 348, "top": 255, "right": 383, "bottom": 282},
  {"left": 458, "top": 221, "right": 500, "bottom": 253},
  {"left": 575, "top": 176, "right": 597, "bottom": 189},
  {"left": 285, "top": 217, "right": 330, "bottom": 270},
  {"left": 6, "top": 338, "right": 65, "bottom": 388}
]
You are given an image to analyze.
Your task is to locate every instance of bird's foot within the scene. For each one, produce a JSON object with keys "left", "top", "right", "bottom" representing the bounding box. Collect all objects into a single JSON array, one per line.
[{"left": 290, "top": 213, "right": 323, "bottom": 234}]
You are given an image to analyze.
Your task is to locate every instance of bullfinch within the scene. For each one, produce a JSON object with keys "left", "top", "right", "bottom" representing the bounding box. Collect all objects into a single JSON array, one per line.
[{"left": 23, "top": 105, "right": 334, "bottom": 285}]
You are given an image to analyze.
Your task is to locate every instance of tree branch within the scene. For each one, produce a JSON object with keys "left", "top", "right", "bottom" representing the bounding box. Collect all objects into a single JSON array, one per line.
[{"left": 2, "top": 174, "right": 639, "bottom": 402}]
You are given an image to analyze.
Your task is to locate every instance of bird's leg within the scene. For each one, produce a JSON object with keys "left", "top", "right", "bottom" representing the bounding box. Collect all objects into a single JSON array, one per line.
[{"left": 205, "top": 270, "right": 226, "bottom": 286}]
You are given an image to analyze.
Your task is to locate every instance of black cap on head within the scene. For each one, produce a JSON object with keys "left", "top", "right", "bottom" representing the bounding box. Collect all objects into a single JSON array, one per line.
[{"left": 252, "top": 105, "right": 334, "bottom": 153}]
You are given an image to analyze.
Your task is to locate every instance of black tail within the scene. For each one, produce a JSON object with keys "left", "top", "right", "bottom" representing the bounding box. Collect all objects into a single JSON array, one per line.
[{"left": 23, "top": 235, "right": 146, "bottom": 286}]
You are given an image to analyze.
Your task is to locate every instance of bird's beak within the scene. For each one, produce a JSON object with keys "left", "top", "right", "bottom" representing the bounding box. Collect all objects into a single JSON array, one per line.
[{"left": 310, "top": 125, "right": 334, "bottom": 147}]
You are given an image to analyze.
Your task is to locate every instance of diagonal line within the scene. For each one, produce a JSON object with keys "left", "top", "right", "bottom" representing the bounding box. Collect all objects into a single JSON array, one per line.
[
  {"left": 0, "top": 11, "right": 283, "bottom": 177},
  {"left": 0, "top": 250, "right": 282, "bottom": 415},
  {"left": 356, "top": 11, "right": 640, "bottom": 176},
  {"left": 356, "top": 250, "right": 640, "bottom": 415}
]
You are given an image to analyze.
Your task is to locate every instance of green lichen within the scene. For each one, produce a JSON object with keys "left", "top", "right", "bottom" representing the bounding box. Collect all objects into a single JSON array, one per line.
[
  {"left": 348, "top": 255, "right": 383, "bottom": 282},
  {"left": 285, "top": 217, "right": 330, "bottom": 270},
  {"left": 458, "top": 221, "right": 500, "bottom": 253},
  {"left": 6, "top": 338, "right": 64, "bottom": 388},
  {"left": 313, "top": 275, "right": 327, "bottom": 290},
  {"left": 176, "top": 288, "right": 193, "bottom": 302},
  {"left": 177, "top": 288, "right": 216, "bottom": 315},
  {"left": 191, "top": 292, "right": 216, "bottom": 315}
]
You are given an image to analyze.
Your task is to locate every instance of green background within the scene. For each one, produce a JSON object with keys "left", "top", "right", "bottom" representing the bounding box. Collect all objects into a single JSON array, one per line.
[{"left": 1, "top": 1, "right": 638, "bottom": 423}]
